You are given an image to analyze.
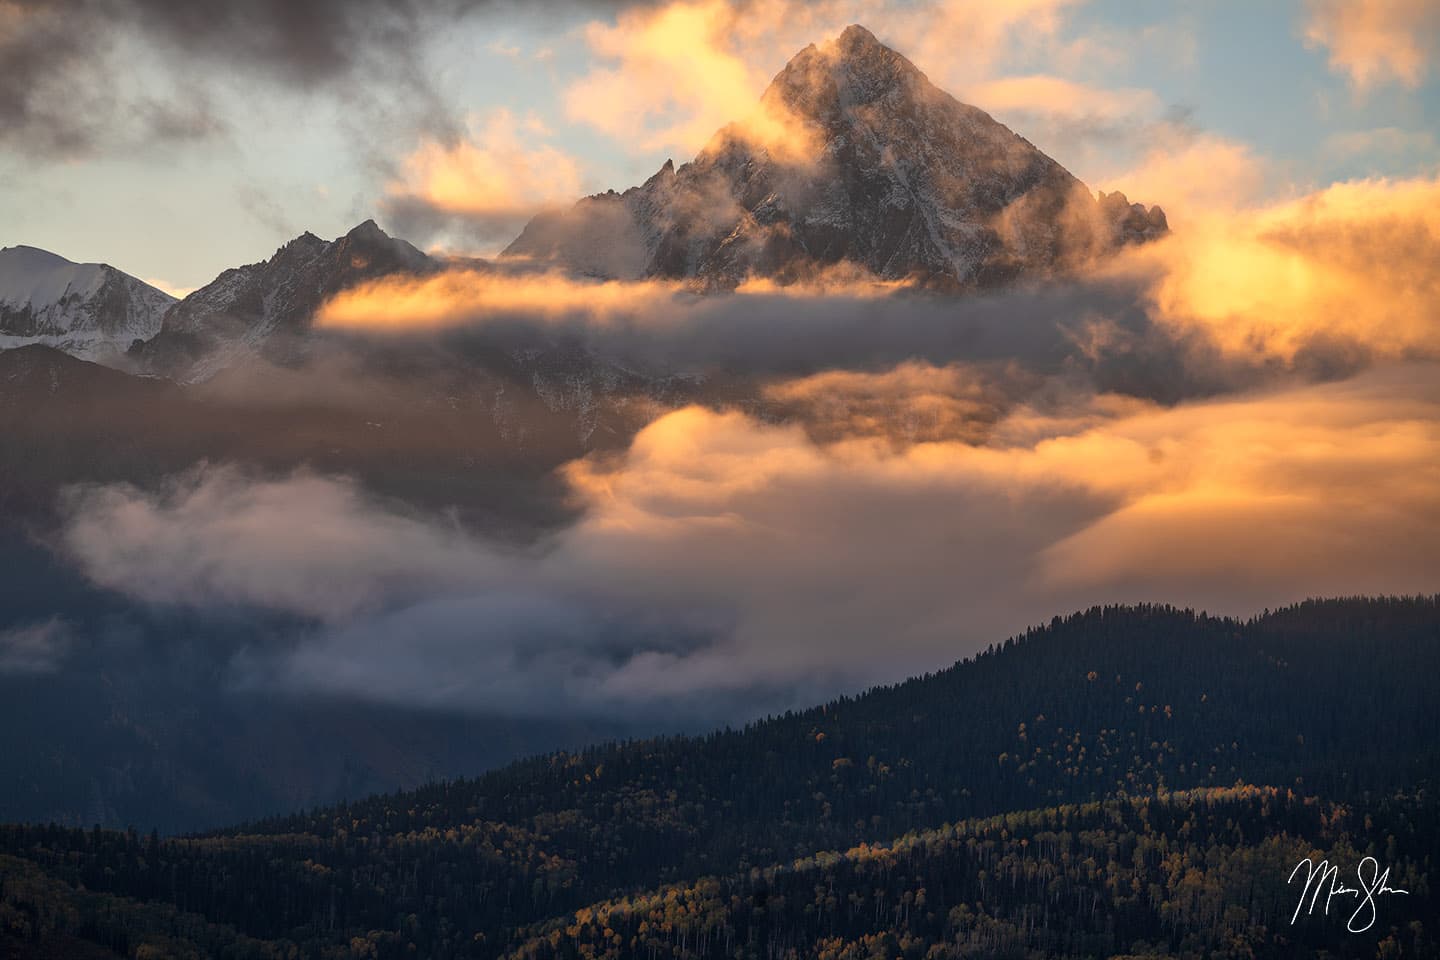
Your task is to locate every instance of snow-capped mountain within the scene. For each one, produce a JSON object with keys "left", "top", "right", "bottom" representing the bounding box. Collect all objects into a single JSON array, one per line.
[
  {"left": 505, "top": 24, "right": 1166, "bottom": 288},
  {"left": 0, "top": 245, "right": 176, "bottom": 362},
  {"left": 135, "top": 219, "right": 433, "bottom": 381}
]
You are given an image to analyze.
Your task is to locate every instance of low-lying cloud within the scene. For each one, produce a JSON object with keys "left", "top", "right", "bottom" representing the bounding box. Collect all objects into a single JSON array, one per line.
[
  {"left": 56, "top": 362, "right": 1440, "bottom": 719},
  {"left": 61, "top": 469, "right": 504, "bottom": 622}
]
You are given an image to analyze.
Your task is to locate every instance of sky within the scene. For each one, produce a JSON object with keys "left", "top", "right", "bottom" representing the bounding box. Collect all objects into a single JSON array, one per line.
[{"left": 1, "top": 0, "right": 1436, "bottom": 294}]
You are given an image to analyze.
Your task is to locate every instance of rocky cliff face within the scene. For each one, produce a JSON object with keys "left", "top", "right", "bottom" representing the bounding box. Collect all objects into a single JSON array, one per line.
[{"left": 505, "top": 24, "right": 1166, "bottom": 289}]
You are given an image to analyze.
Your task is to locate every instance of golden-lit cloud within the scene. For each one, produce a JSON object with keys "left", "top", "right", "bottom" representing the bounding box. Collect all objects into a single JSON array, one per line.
[
  {"left": 385, "top": 109, "right": 585, "bottom": 221},
  {"left": 1038, "top": 366, "right": 1440, "bottom": 594},
  {"left": 60, "top": 360, "right": 1440, "bottom": 708},
  {"left": 1303, "top": 0, "right": 1440, "bottom": 91},
  {"left": 315, "top": 263, "right": 907, "bottom": 332},
  {"left": 563, "top": 0, "right": 825, "bottom": 161},
  {"left": 761, "top": 361, "right": 1010, "bottom": 444},
  {"left": 1114, "top": 173, "right": 1440, "bottom": 363},
  {"left": 1097, "top": 134, "right": 1267, "bottom": 219},
  {"left": 731, "top": 262, "right": 906, "bottom": 297},
  {"left": 547, "top": 364, "right": 1440, "bottom": 688},
  {"left": 316, "top": 269, "right": 691, "bottom": 329}
]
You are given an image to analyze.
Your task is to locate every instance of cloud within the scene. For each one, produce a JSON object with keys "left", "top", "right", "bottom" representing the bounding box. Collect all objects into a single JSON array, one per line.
[
  {"left": 555, "top": 370, "right": 1440, "bottom": 679},
  {"left": 1303, "top": 0, "right": 1440, "bottom": 91},
  {"left": 252, "top": 594, "right": 733, "bottom": 716},
  {"left": 1119, "top": 173, "right": 1440, "bottom": 364},
  {"left": 0, "top": 0, "right": 223, "bottom": 156},
  {"left": 59, "top": 467, "right": 505, "bottom": 622},
  {"left": 760, "top": 361, "right": 1018, "bottom": 445},
  {"left": 311, "top": 264, "right": 1217, "bottom": 410},
  {"left": 563, "top": 0, "right": 827, "bottom": 161},
  {"left": 1097, "top": 133, "right": 1268, "bottom": 219},
  {"left": 0, "top": 618, "right": 72, "bottom": 675},
  {"left": 56, "top": 361, "right": 1440, "bottom": 717},
  {"left": 316, "top": 268, "right": 691, "bottom": 329},
  {"left": 0, "top": 0, "right": 629, "bottom": 157},
  {"left": 383, "top": 109, "right": 589, "bottom": 249}
]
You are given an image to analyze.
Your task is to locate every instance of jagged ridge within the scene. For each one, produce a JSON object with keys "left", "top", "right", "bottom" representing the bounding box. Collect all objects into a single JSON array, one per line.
[{"left": 133, "top": 219, "right": 433, "bottom": 381}]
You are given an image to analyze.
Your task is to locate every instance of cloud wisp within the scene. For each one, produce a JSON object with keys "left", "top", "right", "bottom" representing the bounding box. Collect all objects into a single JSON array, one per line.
[
  {"left": 0, "top": 618, "right": 73, "bottom": 676},
  {"left": 1302, "top": 0, "right": 1440, "bottom": 91},
  {"left": 383, "top": 110, "right": 589, "bottom": 251}
]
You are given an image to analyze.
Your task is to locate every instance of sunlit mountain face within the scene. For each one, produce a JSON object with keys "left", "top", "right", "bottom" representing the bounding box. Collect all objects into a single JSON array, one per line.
[{"left": 1, "top": 2, "right": 1439, "bottom": 957}]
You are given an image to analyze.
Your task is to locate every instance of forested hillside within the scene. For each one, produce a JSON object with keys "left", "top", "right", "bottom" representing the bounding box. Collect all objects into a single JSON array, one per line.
[
  {"left": 503, "top": 786, "right": 1437, "bottom": 960},
  {"left": 1, "top": 598, "right": 1436, "bottom": 958}
]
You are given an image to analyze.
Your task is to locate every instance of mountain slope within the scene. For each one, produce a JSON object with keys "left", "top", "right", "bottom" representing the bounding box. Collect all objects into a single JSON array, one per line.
[
  {"left": 6, "top": 787, "right": 1436, "bottom": 959},
  {"left": 0, "top": 246, "right": 175, "bottom": 362},
  {"left": 505, "top": 25, "right": 1166, "bottom": 289},
  {"left": 505, "top": 786, "right": 1437, "bottom": 960},
  {"left": 0, "top": 598, "right": 1434, "bottom": 957},
  {"left": 134, "top": 220, "right": 433, "bottom": 381}
]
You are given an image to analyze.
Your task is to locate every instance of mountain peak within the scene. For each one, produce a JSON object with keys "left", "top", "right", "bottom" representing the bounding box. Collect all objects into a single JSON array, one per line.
[
  {"left": 506, "top": 25, "right": 1166, "bottom": 289},
  {"left": 759, "top": 21, "right": 923, "bottom": 122},
  {"left": 335, "top": 219, "right": 431, "bottom": 272},
  {"left": 136, "top": 218, "right": 434, "bottom": 381},
  {"left": 0, "top": 245, "right": 77, "bottom": 268},
  {"left": 835, "top": 23, "right": 885, "bottom": 57},
  {"left": 344, "top": 219, "right": 387, "bottom": 242},
  {"left": 281, "top": 232, "right": 328, "bottom": 257},
  {"left": 0, "top": 245, "right": 174, "bottom": 360}
]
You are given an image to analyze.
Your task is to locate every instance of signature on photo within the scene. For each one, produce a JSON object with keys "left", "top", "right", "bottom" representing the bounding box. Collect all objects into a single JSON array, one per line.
[{"left": 1289, "top": 855, "right": 1410, "bottom": 933}]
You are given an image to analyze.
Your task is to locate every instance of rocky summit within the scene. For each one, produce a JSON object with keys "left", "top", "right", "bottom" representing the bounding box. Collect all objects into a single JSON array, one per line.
[{"left": 504, "top": 24, "right": 1167, "bottom": 290}]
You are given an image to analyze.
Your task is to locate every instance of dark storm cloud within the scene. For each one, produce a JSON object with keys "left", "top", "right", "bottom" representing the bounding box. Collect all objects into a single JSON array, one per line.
[{"left": 0, "top": 0, "right": 649, "bottom": 157}]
